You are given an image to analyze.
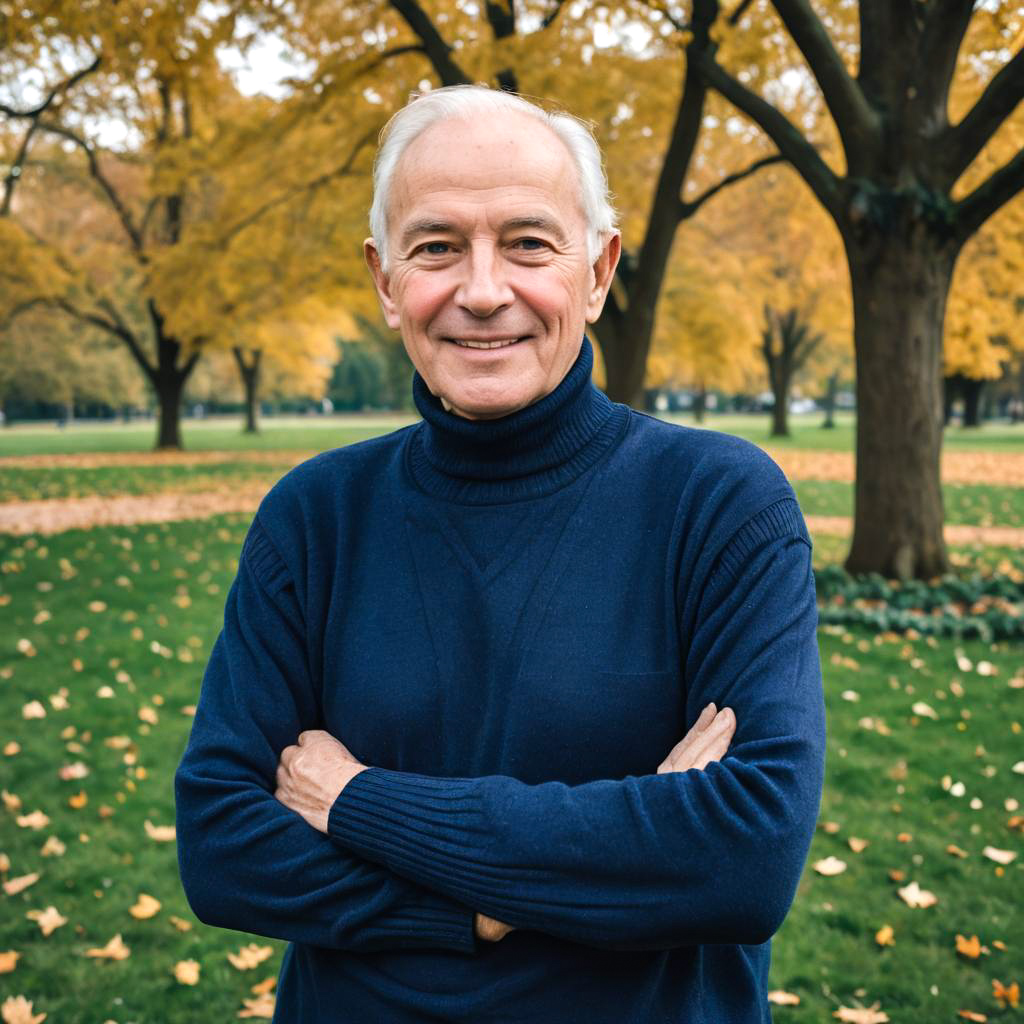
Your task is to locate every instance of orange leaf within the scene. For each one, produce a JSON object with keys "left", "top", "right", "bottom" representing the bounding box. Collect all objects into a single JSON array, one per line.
[
  {"left": 0, "top": 995, "right": 47, "bottom": 1023},
  {"left": 129, "top": 894, "right": 161, "bottom": 920},
  {"left": 875, "top": 924, "right": 895, "bottom": 947},
  {"left": 227, "top": 944, "right": 273, "bottom": 970},
  {"left": 143, "top": 820, "right": 176, "bottom": 842},
  {"left": 173, "top": 959, "right": 200, "bottom": 985},
  {"left": 768, "top": 990, "right": 800, "bottom": 1006},
  {"left": 237, "top": 992, "right": 275, "bottom": 1018},
  {"left": 833, "top": 1004, "right": 890, "bottom": 1023},
  {"left": 957, "top": 1011, "right": 988, "bottom": 1022},
  {"left": 84, "top": 934, "right": 130, "bottom": 961},
  {"left": 3, "top": 874, "right": 40, "bottom": 896},
  {"left": 0, "top": 951, "right": 20, "bottom": 974},
  {"left": 956, "top": 934, "right": 983, "bottom": 959},
  {"left": 848, "top": 837, "right": 869, "bottom": 853},
  {"left": 25, "top": 907, "right": 67, "bottom": 937},
  {"left": 992, "top": 980, "right": 1019, "bottom": 1009}
]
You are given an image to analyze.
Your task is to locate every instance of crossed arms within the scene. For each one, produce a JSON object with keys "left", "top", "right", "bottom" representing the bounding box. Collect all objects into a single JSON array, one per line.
[{"left": 174, "top": 513, "right": 824, "bottom": 953}]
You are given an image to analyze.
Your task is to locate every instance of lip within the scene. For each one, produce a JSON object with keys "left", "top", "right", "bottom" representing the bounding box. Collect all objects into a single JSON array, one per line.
[{"left": 443, "top": 336, "right": 531, "bottom": 350}]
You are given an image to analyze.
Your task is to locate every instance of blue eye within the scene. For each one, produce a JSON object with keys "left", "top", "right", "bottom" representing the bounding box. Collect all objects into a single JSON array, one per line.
[
  {"left": 423, "top": 242, "right": 450, "bottom": 254},
  {"left": 514, "top": 238, "right": 545, "bottom": 250}
]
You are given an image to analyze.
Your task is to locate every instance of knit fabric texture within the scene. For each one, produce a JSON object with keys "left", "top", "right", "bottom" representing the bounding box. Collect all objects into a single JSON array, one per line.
[{"left": 174, "top": 337, "right": 826, "bottom": 1023}]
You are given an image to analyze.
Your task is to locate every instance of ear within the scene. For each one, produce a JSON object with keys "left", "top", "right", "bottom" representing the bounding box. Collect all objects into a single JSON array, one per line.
[
  {"left": 585, "top": 232, "right": 622, "bottom": 323},
  {"left": 364, "top": 238, "right": 401, "bottom": 330}
]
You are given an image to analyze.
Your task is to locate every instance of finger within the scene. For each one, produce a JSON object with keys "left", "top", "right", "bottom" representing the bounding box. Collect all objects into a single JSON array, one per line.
[
  {"left": 663, "top": 704, "right": 729, "bottom": 769},
  {"left": 666, "top": 708, "right": 735, "bottom": 772},
  {"left": 690, "top": 730, "right": 733, "bottom": 771}
]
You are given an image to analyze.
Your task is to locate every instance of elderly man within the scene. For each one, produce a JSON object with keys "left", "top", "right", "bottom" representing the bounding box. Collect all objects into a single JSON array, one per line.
[{"left": 175, "top": 85, "right": 825, "bottom": 1023}]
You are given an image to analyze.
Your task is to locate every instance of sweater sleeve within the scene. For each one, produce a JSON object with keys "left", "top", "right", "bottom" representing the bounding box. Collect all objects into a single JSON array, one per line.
[
  {"left": 173, "top": 517, "right": 477, "bottom": 954},
  {"left": 326, "top": 497, "right": 826, "bottom": 951}
]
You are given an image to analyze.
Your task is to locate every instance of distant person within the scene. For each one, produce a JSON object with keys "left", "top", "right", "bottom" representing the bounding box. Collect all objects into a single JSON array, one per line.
[{"left": 175, "top": 85, "right": 826, "bottom": 1023}]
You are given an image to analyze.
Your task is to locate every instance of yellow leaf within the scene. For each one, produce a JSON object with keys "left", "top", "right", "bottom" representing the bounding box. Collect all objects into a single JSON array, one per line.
[
  {"left": 813, "top": 856, "right": 847, "bottom": 876},
  {"left": 992, "top": 980, "right": 1019, "bottom": 1009},
  {"left": 956, "top": 933, "right": 983, "bottom": 959},
  {"left": 0, "top": 994, "right": 47, "bottom": 1023},
  {"left": 250, "top": 978, "right": 276, "bottom": 995},
  {"left": 84, "top": 934, "right": 130, "bottom": 961},
  {"left": 129, "top": 894, "right": 161, "bottom": 919},
  {"left": 144, "top": 820, "right": 176, "bottom": 842},
  {"left": 20, "top": 701, "right": 44, "bottom": 719},
  {"left": 833, "top": 1005, "right": 890, "bottom": 1023},
  {"left": 169, "top": 915, "right": 193, "bottom": 932},
  {"left": 39, "top": 837, "right": 65, "bottom": 857},
  {"left": 946, "top": 844, "right": 969, "bottom": 858},
  {"left": 2, "top": 790, "right": 21, "bottom": 812},
  {"left": 227, "top": 944, "right": 274, "bottom": 970},
  {"left": 173, "top": 959, "right": 200, "bottom": 985},
  {"left": 848, "top": 837, "right": 869, "bottom": 853},
  {"left": 25, "top": 907, "right": 67, "bottom": 937},
  {"left": 138, "top": 706, "right": 159, "bottom": 725},
  {"left": 3, "top": 874, "right": 40, "bottom": 897},
  {"left": 0, "top": 951, "right": 20, "bottom": 974},
  {"left": 237, "top": 992, "right": 275, "bottom": 1018},
  {"left": 875, "top": 924, "right": 895, "bottom": 947},
  {"left": 897, "top": 881, "right": 937, "bottom": 908},
  {"left": 16, "top": 811, "right": 49, "bottom": 830},
  {"left": 767, "top": 990, "right": 800, "bottom": 1005},
  {"left": 68, "top": 791, "right": 87, "bottom": 809}
]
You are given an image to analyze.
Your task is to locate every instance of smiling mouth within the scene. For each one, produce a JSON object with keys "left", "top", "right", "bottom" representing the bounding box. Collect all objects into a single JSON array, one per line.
[{"left": 446, "top": 336, "right": 529, "bottom": 350}]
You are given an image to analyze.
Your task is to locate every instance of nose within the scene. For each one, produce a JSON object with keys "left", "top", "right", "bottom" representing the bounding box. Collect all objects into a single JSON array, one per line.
[{"left": 454, "top": 243, "right": 514, "bottom": 317}]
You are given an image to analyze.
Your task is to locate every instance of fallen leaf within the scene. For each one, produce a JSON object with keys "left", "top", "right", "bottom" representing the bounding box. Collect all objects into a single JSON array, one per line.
[
  {"left": 813, "top": 856, "right": 848, "bottom": 876},
  {"left": 947, "top": 844, "right": 969, "bottom": 858},
  {"left": 767, "top": 990, "right": 800, "bottom": 1006},
  {"left": 129, "top": 894, "right": 161, "bottom": 919},
  {"left": 0, "top": 951, "right": 19, "bottom": 974},
  {"left": 144, "top": 820, "right": 175, "bottom": 842},
  {"left": 25, "top": 907, "right": 66, "bottom": 937},
  {"left": 173, "top": 959, "right": 200, "bottom": 985},
  {"left": 228, "top": 944, "right": 274, "bottom": 970},
  {"left": 3, "top": 742, "right": 20, "bottom": 756},
  {"left": 39, "top": 837, "right": 65, "bottom": 857},
  {"left": 957, "top": 1012, "right": 987, "bottom": 1022},
  {"left": 250, "top": 978, "right": 276, "bottom": 995},
  {"left": 15, "top": 811, "right": 49, "bottom": 830},
  {"left": 956, "top": 934, "right": 983, "bottom": 959},
  {"left": 1, "top": 789, "right": 21, "bottom": 811},
  {"left": 67, "top": 792, "right": 87, "bottom": 809},
  {"left": 982, "top": 846, "right": 1017, "bottom": 865},
  {"left": 138, "top": 706, "right": 158, "bottom": 725},
  {"left": 169, "top": 915, "right": 193, "bottom": 932},
  {"left": 848, "top": 837, "right": 869, "bottom": 853},
  {"left": 3, "top": 874, "right": 40, "bottom": 896},
  {"left": 21, "top": 702, "right": 45, "bottom": 720},
  {"left": 911, "top": 701, "right": 938, "bottom": 719},
  {"left": 58, "top": 763, "right": 88, "bottom": 781},
  {"left": 84, "top": 934, "right": 130, "bottom": 961},
  {"left": 0, "top": 995, "right": 46, "bottom": 1023},
  {"left": 992, "top": 979, "right": 1019, "bottom": 1009},
  {"left": 897, "top": 881, "right": 937, "bottom": 908},
  {"left": 875, "top": 924, "right": 895, "bottom": 947},
  {"left": 237, "top": 993, "right": 275, "bottom": 1019},
  {"left": 833, "top": 1004, "right": 889, "bottom": 1023}
]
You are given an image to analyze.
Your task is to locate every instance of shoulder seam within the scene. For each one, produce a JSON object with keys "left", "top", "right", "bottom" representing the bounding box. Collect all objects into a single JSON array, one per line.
[
  {"left": 243, "top": 516, "right": 293, "bottom": 596},
  {"left": 709, "top": 497, "right": 810, "bottom": 588}
]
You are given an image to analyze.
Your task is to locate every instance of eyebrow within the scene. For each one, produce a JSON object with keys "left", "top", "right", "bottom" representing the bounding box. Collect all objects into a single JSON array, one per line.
[{"left": 398, "top": 215, "right": 569, "bottom": 250}]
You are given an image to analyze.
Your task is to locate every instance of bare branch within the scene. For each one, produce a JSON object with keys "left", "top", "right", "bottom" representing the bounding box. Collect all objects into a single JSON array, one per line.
[
  {"left": 955, "top": 145, "right": 1024, "bottom": 242},
  {"left": 679, "top": 153, "right": 785, "bottom": 218},
  {"left": 34, "top": 120, "right": 146, "bottom": 255},
  {"left": 0, "top": 55, "right": 101, "bottom": 119},
  {"left": 770, "top": 0, "right": 879, "bottom": 170},
  {"left": 942, "top": 44, "right": 1024, "bottom": 186},
  {"left": 693, "top": 46, "right": 843, "bottom": 222},
  {"left": 389, "top": 0, "right": 471, "bottom": 86},
  {"left": 726, "top": 0, "right": 756, "bottom": 26},
  {"left": 540, "top": 0, "right": 568, "bottom": 31}
]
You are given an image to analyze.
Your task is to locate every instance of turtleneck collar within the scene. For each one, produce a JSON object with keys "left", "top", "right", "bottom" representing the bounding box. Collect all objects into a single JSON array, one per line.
[{"left": 406, "top": 337, "right": 629, "bottom": 504}]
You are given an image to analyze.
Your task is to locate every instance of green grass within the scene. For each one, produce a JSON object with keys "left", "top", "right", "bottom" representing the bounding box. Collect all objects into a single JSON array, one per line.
[
  {"left": 1, "top": 519, "right": 1021, "bottom": 1022},
  {"left": 0, "top": 463, "right": 296, "bottom": 503},
  {"left": 2, "top": 411, "right": 1023, "bottom": 457},
  {"left": 794, "top": 481, "right": 1024, "bottom": 528}
]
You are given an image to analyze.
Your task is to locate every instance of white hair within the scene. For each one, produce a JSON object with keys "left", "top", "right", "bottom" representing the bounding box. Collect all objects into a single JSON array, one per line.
[{"left": 369, "top": 85, "right": 618, "bottom": 272}]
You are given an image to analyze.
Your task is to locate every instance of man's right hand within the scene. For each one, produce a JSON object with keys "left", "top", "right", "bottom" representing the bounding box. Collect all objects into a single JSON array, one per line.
[
  {"left": 657, "top": 702, "right": 736, "bottom": 774},
  {"left": 475, "top": 703, "right": 736, "bottom": 943}
]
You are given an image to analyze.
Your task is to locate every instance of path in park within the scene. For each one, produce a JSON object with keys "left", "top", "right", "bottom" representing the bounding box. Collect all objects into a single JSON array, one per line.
[{"left": 0, "top": 449, "right": 1021, "bottom": 539}]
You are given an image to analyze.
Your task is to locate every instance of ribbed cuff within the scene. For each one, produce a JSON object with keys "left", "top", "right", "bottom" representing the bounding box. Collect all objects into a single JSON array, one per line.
[
  {"left": 356, "top": 886, "right": 478, "bottom": 954},
  {"left": 329, "top": 768, "right": 492, "bottom": 908}
]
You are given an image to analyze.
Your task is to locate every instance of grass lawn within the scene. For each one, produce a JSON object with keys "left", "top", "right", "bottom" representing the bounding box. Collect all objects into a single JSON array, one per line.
[
  {"left": 2, "top": 411, "right": 1023, "bottom": 457},
  {"left": 1, "top": 455, "right": 1021, "bottom": 1021}
]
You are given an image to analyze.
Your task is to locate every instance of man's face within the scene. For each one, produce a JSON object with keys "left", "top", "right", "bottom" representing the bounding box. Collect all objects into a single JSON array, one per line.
[{"left": 365, "top": 112, "right": 620, "bottom": 420}]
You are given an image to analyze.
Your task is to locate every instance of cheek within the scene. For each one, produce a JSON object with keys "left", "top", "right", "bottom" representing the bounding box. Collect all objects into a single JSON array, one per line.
[{"left": 395, "top": 274, "right": 452, "bottom": 329}]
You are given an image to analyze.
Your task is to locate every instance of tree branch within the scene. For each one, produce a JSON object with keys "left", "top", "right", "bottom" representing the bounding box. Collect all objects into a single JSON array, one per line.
[
  {"left": 389, "top": 0, "right": 471, "bottom": 86},
  {"left": 34, "top": 120, "right": 145, "bottom": 255},
  {"left": 942, "top": 44, "right": 1024, "bottom": 187},
  {"left": 770, "top": 0, "right": 879, "bottom": 170},
  {"left": 692, "top": 44, "right": 843, "bottom": 222},
  {"left": 955, "top": 144, "right": 1024, "bottom": 242},
  {"left": 679, "top": 153, "right": 785, "bottom": 218},
  {"left": 540, "top": 0, "right": 568, "bottom": 31}
]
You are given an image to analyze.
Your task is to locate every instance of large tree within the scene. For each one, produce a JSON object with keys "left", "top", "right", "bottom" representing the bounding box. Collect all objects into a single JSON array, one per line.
[{"left": 691, "top": 0, "right": 1024, "bottom": 577}]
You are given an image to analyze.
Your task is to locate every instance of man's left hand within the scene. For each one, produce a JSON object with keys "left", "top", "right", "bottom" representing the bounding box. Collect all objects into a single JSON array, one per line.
[{"left": 275, "top": 730, "right": 369, "bottom": 833}]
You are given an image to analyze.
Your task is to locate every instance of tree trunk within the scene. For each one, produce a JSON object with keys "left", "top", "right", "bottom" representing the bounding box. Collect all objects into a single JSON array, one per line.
[
  {"left": 771, "top": 390, "right": 789, "bottom": 437},
  {"left": 844, "top": 237, "right": 956, "bottom": 579},
  {"left": 233, "top": 347, "right": 262, "bottom": 434},
  {"left": 943, "top": 374, "right": 957, "bottom": 426},
  {"left": 155, "top": 371, "right": 186, "bottom": 449},
  {"left": 693, "top": 388, "right": 707, "bottom": 423},
  {"left": 962, "top": 377, "right": 983, "bottom": 427},
  {"left": 822, "top": 371, "right": 838, "bottom": 429}
]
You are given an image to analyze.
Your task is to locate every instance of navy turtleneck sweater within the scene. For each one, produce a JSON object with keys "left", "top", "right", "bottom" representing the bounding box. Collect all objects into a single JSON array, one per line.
[{"left": 174, "top": 338, "right": 825, "bottom": 1023}]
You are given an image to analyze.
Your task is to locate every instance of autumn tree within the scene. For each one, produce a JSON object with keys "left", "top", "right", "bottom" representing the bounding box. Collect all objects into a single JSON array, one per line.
[
  {"left": 689, "top": 0, "right": 1024, "bottom": 577},
  {"left": 1, "top": 2, "right": 381, "bottom": 448}
]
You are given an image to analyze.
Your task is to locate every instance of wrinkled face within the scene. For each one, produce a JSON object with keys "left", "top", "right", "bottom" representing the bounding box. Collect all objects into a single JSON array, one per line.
[{"left": 365, "top": 113, "right": 620, "bottom": 419}]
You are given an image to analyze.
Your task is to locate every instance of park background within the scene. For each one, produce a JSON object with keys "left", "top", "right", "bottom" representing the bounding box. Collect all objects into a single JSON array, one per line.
[{"left": 1, "top": 2, "right": 1022, "bottom": 1022}]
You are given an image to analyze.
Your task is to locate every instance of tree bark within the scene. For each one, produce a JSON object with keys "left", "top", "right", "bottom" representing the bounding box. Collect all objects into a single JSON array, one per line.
[
  {"left": 962, "top": 376, "right": 983, "bottom": 427},
  {"left": 821, "top": 370, "right": 838, "bottom": 429},
  {"left": 693, "top": 387, "right": 707, "bottom": 423},
  {"left": 844, "top": 234, "right": 956, "bottom": 579},
  {"left": 771, "top": 390, "right": 789, "bottom": 437},
  {"left": 233, "top": 347, "right": 262, "bottom": 434},
  {"left": 154, "top": 371, "right": 186, "bottom": 449}
]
